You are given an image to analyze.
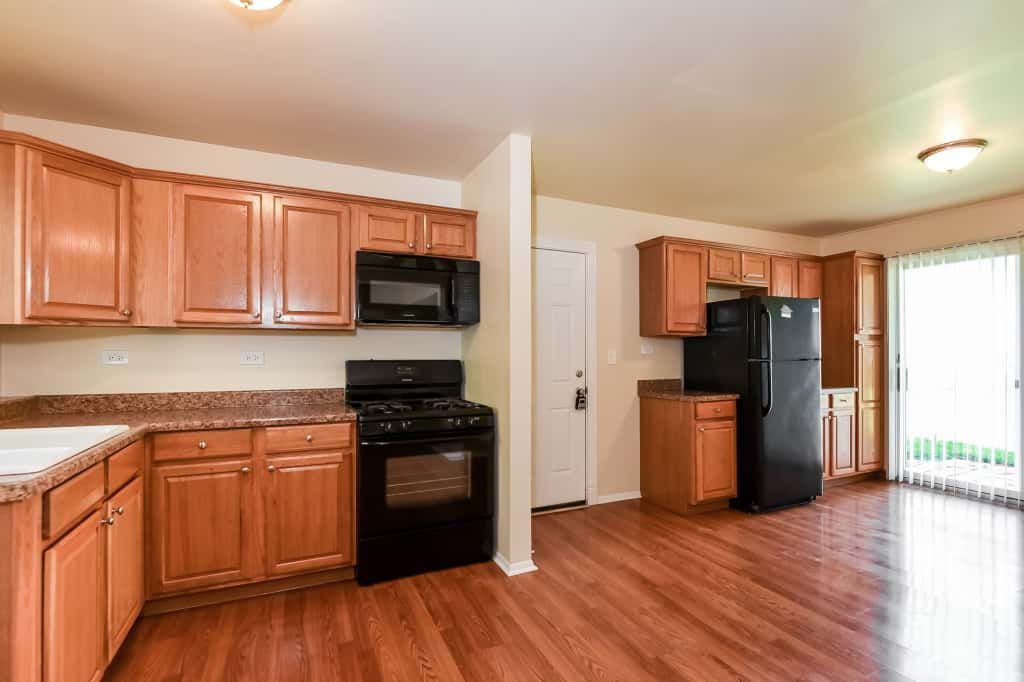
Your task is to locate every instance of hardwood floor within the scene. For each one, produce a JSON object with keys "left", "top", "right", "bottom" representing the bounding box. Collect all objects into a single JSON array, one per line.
[{"left": 104, "top": 481, "right": 1024, "bottom": 682}]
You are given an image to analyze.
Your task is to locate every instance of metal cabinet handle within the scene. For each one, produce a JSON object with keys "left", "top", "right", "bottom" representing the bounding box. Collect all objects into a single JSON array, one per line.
[
  {"left": 274, "top": 311, "right": 283, "bottom": 319},
  {"left": 305, "top": 434, "right": 313, "bottom": 442},
  {"left": 100, "top": 516, "right": 115, "bottom": 526},
  {"left": 198, "top": 441, "right": 207, "bottom": 450},
  {"left": 698, "top": 426, "right": 706, "bottom": 432},
  {"left": 253, "top": 311, "right": 261, "bottom": 319},
  {"left": 408, "top": 241, "right": 415, "bottom": 249},
  {"left": 241, "top": 466, "right": 251, "bottom": 474},
  {"left": 114, "top": 506, "right": 125, "bottom": 515},
  {"left": 121, "top": 308, "right": 132, "bottom": 317},
  {"left": 267, "top": 464, "right": 277, "bottom": 472}
]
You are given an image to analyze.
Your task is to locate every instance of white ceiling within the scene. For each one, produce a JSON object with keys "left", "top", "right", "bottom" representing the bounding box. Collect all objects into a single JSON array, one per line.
[{"left": 2, "top": 1, "right": 1023, "bottom": 235}]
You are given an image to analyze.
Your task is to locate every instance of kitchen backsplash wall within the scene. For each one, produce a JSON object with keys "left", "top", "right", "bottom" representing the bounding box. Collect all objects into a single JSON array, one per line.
[{"left": 0, "top": 327, "right": 461, "bottom": 396}]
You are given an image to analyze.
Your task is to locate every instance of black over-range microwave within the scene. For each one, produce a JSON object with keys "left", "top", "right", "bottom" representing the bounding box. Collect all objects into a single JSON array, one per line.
[{"left": 355, "top": 251, "right": 480, "bottom": 326}]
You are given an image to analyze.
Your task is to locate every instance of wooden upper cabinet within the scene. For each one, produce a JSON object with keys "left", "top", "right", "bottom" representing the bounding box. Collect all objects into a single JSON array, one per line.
[
  {"left": 798, "top": 260, "right": 823, "bottom": 299},
  {"left": 424, "top": 213, "right": 475, "bottom": 258},
  {"left": 25, "top": 150, "right": 131, "bottom": 323},
  {"left": 264, "top": 450, "right": 354, "bottom": 576},
  {"left": 666, "top": 244, "right": 707, "bottom": 335},
  {"left": 273, "top": 196, "right": 353, "bottom": 327},
  {"left": 691, "top": 419, "right": 737, "bottom": 504},
  {"left": 357, "top": 205, "right": 418, "bottom": 254},
  {"left": 171, "top": 184, "right": 262, "bottom": 324},
  {"left": 856, "top": 257, "right": 884, "bottom": 335},
  {"left": 707, "top": 248, "right": 741, "bottom": 283},
  {"left": 43, "top": 509, "right": 106, "bottom": 682},
  {"left": 740, "top": 252, "right": 770, "bottom": 286},
  {"left": 150, "top": 458, "right": 258, "bottom": 595},
  {"left": 770, "top": 257, "right": 798, "bottom": 297},
  {"left": 106, "top": 477, "right": 144, "bottom": 662}
]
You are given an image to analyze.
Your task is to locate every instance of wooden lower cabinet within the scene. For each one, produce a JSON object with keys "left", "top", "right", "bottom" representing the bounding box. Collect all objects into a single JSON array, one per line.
[
  {"left": 105, "top": 477, "right": 144, "bottom": 661},
  {"left": 150, "top": 458, "right": 258, "bottom": 595},
  {"left": 821, "top": 392, "right": 857, "bottom": 479},
  {"left": 265, "top": 450, "right": 355, "bottom": 576},
  {"left": 149, "top": 423, "right": 357, "bottom": 598},
  {"left": 692, "top": 419, "right": 738, "bottom": 504},
  {"left": 43, "top": 509, "right": 106, "bottom": 682},
  {"left": 640, "top": 397, "right": 737, "bottom": 514}
]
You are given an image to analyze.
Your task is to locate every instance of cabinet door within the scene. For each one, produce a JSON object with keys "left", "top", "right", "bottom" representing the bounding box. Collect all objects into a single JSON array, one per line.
[
  {"left": 830, "top": 410, "right": 856, "bottom": 476},
  {"left": 106, "top": 477, "right": 144, "bottom": 662},
  {"left": 264, "top": 450, "right": 354, "bottom": 576},
  {"left": 150, "top": 458, "right": 258, "bottom": 594},
  {"left": 797, "top": 260, "right": 823, "bottom": 299},
  {"left": 424, "top": 213, "right": 475, "bottom": 258},
  {"left": 770, "top": 257, "right": 798, "bottom": 297},
  {"left": 691, "top": 420, "right": 737, "bottom": 504},
  {"left": 856, "top": 257, "right": 884, "bottom": 335},
  {"left": 273, "top": 196, "right": 353, "bottom": 327},
  {"left": 43, "top": 509, "right": 105, "bottom": 682},
  {"left": 665, "top": 244, "right": 707, "bottom": 334},
  {"left": 821, "top": 412, "right": 831, "bottom": 479},
  {"left": 171, "top": 185, "right": 262, "bottom": 324},
  {"left": 857, "top": 339, "right": 884, "bottom": 471},
  {"left": 25, "top": 150, "right": 131, "bottom": 322},
  {"left": 740, "top": 252, "right": 770, "bottom": 286},
  {"left": 357, "top": 205, "right": 418, "bottom": 254},
  {"left": 707, "top": 248, "right": 741, "bottom": 282}
]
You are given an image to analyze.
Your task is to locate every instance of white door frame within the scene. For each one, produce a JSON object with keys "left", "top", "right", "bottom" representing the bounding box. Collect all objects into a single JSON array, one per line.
[{"left": 533, "top": 237, "right": 598, "bottom": 505}]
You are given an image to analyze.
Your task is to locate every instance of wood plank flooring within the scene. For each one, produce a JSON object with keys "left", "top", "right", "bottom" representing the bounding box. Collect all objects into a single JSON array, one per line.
[{"left": 104, "top": 481, "right": 1024, "bottom": 682}]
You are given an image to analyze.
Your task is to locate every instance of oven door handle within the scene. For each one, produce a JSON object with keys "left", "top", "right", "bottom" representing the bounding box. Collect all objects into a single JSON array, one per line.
[{"left": 360, "top": 431, "right": 493, "bottom": 448}]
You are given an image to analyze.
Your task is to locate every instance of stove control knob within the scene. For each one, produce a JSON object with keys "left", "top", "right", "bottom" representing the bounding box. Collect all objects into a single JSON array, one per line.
[
  {"left": 469, "top": 416, "right": 480, "bottom": 425},
  {"left": 447, "top": 418, "right": 455, "bottom": 426},
  {"left": 401, "top": 421, "right": 412, "bottom": 431},
  {"left": 455, "top": 418, "right": 463, "bottom": 427},
  {"left": 383, "top": 422, "right": 394, "bottom": 433}
]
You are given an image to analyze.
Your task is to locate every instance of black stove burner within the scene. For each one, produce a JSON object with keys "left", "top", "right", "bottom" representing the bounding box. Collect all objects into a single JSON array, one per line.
[
  {"left": 365, "top": 402, "right": 414, "bottom": 415},
  {"left": 422, "top": 398, "right": 476, "bottom": 410}
]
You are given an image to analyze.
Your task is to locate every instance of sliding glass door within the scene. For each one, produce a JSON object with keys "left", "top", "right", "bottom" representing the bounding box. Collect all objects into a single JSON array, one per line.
[{"left": 889, "top": 237, "right": 1023, "bottom": 504}]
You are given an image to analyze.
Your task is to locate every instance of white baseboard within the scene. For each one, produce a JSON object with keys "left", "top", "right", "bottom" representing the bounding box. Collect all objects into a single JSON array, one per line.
[
  {"left": 595, "top": 490, "right": 642, "bottom": 505},
  {"left": 493, "top": 552, "right": 539, "bottom": 577}
]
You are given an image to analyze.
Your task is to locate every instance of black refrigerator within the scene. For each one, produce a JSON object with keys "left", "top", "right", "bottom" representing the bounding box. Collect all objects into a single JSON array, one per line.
[{"left": 684, "top": 296, "right": 822, "bottom": 512}]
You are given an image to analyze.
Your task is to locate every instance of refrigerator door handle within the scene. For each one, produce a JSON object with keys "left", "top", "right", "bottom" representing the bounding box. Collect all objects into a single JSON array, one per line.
[{"left": 761, "top": 305, "right": 774, "bottom": 416}]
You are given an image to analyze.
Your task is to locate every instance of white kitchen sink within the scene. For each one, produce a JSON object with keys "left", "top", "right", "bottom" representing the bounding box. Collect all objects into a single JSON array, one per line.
[{"left": 0, "top": 425, "right": 131, "bottom": 476}]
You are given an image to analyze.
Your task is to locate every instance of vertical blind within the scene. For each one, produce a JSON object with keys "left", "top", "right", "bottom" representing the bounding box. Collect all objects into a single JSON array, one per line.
[{"left": 887, "top": 235, "right": 1023, "bottom": 508}]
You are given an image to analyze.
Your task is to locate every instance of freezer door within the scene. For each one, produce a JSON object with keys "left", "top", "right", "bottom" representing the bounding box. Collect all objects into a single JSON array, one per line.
[
  {"left": 746, "top": 358, "right": 823, "bottom": 509},
  {"left": 749, "top": 297, "right": 821, "bottom": 362}
]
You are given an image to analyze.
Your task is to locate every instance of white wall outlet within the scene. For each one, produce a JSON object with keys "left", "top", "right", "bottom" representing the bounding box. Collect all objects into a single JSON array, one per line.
[
  {"left": 640, "top": 343, "right": 654, "bottom": 355},
  {"left": 607, "top": 349, "right": 617, "bottom": 365},
  {"left": 101, "top": 350, "right": 129, "bottom": 365},
  {"left": 240, "top": 351, "right": 265, "bottom": 366}
]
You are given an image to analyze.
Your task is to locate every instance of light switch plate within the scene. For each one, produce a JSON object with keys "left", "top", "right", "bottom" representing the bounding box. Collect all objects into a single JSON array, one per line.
[
  {"left": 101, "top": 350, "right": 129, "bottom": 365},
  {"left": 240, "top": 351, "right": 265, "bottom": 366}
]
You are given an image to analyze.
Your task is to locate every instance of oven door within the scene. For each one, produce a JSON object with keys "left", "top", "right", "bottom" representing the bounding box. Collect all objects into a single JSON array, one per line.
[
  {"left": 358, "top": 429, "right": 494, "bottom": 537},
  {"left": 356, "top": 265, "right": 455, "bottom": 324}
]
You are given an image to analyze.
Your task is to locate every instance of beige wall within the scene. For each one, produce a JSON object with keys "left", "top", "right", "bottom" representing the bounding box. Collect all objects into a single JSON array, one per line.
[
  {"left": 461, "top": 135, "right": 534, "bottom": 569},
  {"left": 0, "top": 327, "right": 460, "bottom": 395},
  {"left": 533, "top": 196, "right": 819, "bottom": 498},
  {"left": 0, "top": 116, "right": 464, "bottom": 396},
  {"left": 821, "top": 192, "right": 1024, "bottom": 256}
]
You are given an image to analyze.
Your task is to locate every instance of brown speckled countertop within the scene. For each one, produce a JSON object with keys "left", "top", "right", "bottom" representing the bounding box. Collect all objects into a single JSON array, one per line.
[
  {"left": 821, "top": 387, "right": 858, "bottom": 395},
  {"left": 637, "top": 379, "right": 739, "bottom": 402},
  {"left": 0, "top": 389, "right": 357, "bottom": 503}
]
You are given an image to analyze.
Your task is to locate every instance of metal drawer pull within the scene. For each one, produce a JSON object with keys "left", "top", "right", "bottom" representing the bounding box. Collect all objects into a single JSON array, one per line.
[
  {"left": 115, "top": 506, "right": 125, "bottom": 515},
  {"left": 241, "top": 466, "right": 251, "bottom": 474},
  {"left": 305, "top": 434, "right": 314, "bottom": 443},
  {"left": 198, "top": 441, "right": 207, "bottom": 450},
  {"left": 122, "top": 308, "right": 132, "bottom": 317},
  {"left": 100, "top": 516, "right": 115, "bottom": 526}
]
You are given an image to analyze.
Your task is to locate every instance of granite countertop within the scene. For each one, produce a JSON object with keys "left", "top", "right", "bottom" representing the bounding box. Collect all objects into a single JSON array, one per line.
[
  {"left": 821, "top": 387, "right": 858, "bottom": 395},
  {"left": 0, "top": 389, "right": 357, "bottom": 503},
  {"left": 637, "top": 379, "right": 739, "bottom": 403}
]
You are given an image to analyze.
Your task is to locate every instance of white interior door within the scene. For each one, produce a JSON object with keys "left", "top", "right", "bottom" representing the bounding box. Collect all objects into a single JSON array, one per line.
[{"left": 533, "top": 248, "right": 587, "bottom": 509}]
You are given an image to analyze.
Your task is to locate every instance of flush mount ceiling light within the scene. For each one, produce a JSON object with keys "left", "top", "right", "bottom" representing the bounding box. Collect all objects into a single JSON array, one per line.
[
  {"left": 229, "top": 0, "right": 284, "bottom": 9},
  {"left": 917, "top": 138, "right": 988, "bottom": 173}
]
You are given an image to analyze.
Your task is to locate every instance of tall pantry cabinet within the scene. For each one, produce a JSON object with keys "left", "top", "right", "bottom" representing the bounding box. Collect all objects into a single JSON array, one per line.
[{"left": 821, "top": 251, "right": 886, "bottom": 475}]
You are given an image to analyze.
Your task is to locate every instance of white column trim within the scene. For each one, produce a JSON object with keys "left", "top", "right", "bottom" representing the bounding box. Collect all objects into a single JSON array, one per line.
[{"left": 493, "top": 552, "right": 539, "bottom": 577}]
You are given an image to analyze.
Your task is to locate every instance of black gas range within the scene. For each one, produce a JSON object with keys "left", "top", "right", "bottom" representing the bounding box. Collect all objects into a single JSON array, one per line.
[{"left": 346, "top": 360, "right": 495, "bottom": 585}]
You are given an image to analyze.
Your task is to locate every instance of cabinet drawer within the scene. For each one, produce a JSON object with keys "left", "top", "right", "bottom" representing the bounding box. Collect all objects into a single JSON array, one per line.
[
  {"left": 830, "top": 393, "right": 855, "bottom": 409},
  {"left": 108, "top": 439, "right": 144, "bottom": 492},
  {"left": 265, "top": 422, "right": 353, "bottom": 453},
  {"left": 695, "top": 401, "right": 736, "bottom": 420},
  {"left": 152, "top": 429, "right": 252, "bottom": 462},
  {"left": 44, "top": 462, "right": 105, "bottom": 539}
]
